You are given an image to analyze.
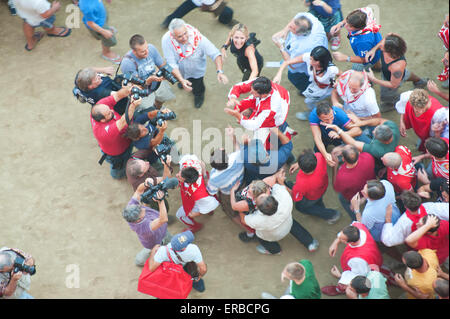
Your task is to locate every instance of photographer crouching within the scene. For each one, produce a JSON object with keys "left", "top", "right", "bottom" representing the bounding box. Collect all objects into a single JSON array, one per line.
[
  {"left": 90, "top": 84, "right": 141, "bottom": 179},
  {"left": 122, "top": 174, "right": 179, "bottom": 267},
  {"left": 0, "top": 247, "right": 36, "bottom": 299}
]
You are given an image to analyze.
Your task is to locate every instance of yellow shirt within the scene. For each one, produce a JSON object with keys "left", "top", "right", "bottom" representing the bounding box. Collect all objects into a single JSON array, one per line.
[{"left": 405, "top": 249, "right": 439, "bottom": 299}]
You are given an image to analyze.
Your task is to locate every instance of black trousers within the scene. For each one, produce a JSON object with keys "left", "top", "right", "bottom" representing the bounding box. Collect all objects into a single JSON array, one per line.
[{"left": 187, "top": 76, "right": 205, "bottom": 97}]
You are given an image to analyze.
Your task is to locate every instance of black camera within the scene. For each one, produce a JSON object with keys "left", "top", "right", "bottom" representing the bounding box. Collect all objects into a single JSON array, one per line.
[
  {"left": 13, "top": 256, "right": 36, "bottom": 276},
  {"left": 140, "top": 177, "right": 179, "bottom": 205},
  {"left": 156, "top": 65, "right": 178, "bottom": 85},
  {"left": 131, "top": 87, "right": 151, "bottom": 100},
  {"left": 114, "top": 73, "right": 146, "bottom": 87},
  {"left": 155, "top": 136, "right": 175, "bottom": 163},
  {"left": 149, "top": 110, "right": 177, "bottom": 127}
]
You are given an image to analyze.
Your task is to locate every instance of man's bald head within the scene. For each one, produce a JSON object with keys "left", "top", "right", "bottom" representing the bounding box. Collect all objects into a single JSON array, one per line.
[
  {"left": 381, "top": 152, "right": 402, "bottom": 169},
  {"left": 348, "top": 71, "right": 365, "bottom": 93}
]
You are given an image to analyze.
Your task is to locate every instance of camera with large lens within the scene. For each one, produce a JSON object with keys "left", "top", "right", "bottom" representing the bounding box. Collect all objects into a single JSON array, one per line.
[
  {"left": 140, "top": 177, "right": 179, "bottom": 205},
  {"left": 131, "top": 87, "right": 151, "bottom": 100},
  {"left": 156, "top": 65, "right": 178, "bottom": 85},
  {"left": 155, "top": 136, "right": 175, "bottom": 163},
  {"left": 13, "top": 256, "right": 36, "bottom": 276},
  {"left": 114, "top": 73, "right": 146, "bottom": 88},
  {"left": 149, "top": 110, "right": 177, "bottom": 127}
]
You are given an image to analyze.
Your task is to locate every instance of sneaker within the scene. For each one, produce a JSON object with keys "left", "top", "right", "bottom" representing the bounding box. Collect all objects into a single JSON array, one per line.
[
  {"left": 8, "top": 0, "right": 16, "bottom": 15},
  {"left": 256, "top": 245, "right": 281, "bottom": 255},
  {"left": 321, "top": 285, "right": 345, "bottom": 296},
  {"left": 330, "top": 37, "right": 341, "bottom": 51},
  {"left": 413, "top": 78, "right": 429, "bottom": 89},
  {"left": 183, "top": 222, "right": 204, "bottom": 233},
  {"left": 442, "top": 79, "right": 449, "bottom": 89},
  {"left": 261, "top": 292, "right": 277, "bottom": 299},
  {"left": 238, "top": 232, "right": 255, "bottom": 243},
  {"left": 134, "top": 248, "right": 151, "bottom": 267},
  {"left": 295, "top": 111, "right": 310, "bottom": 121},
  {"left": 308, "top": 239, "right": 319, "bottom": 252},
  {"left": 327, "top": 211, "right": 341, "bottom": 225}
]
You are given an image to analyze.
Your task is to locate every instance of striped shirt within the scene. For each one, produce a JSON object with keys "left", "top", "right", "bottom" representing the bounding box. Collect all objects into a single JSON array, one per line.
[{"left": 207, "top": 149, "right": 244, "bottom": 195}]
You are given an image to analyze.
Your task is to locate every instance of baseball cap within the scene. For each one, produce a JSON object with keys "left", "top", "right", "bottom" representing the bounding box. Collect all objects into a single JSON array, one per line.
[{"left": 171, "top": 230, "right": 194, "bottom": 251}]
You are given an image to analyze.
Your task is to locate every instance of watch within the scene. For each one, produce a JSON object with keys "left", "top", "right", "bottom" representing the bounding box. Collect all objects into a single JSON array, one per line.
[
  {"left": 217, "top": 69, "right": 224, "bottom": 74},
  {"left": 346, "top": 56, "right": 351, "bottom": 62}
]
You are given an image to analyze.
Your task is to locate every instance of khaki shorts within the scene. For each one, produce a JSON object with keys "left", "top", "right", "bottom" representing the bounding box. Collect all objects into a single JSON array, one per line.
[
  {"left": 88, "top": 24, "right": 117, "bottom": 48},
  {"left": 138, "top": 80, "right": 176, "bottom": 110}
]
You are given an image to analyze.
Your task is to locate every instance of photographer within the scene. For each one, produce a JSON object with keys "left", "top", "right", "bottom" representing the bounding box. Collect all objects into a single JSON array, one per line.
[
  {"left": 124, "top": 108, "right": 175, "bottom": 164},
  {"left": 90, "top": 85, "right": 140, "bottom": 179},
  {"left": 74, "top": 66, "right": 128, "bottom": 115},
  {"left": 121, "top": 34, "right": 176, "bottom": 110},
  {"left": 122, "top": 178, "right": 172, "bottom": 267},
  {"left": 0, "top": 247, "right": 35, "bottom": 299}
]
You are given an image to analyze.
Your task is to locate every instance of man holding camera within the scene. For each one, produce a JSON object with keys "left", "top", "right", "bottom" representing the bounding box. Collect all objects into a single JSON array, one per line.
[
  {"left": 162, "top": 18, "right": 229, "bottom": 108},
  {"left": 122, "top": 177, "right": 173, "bottom": 267},
  {"left": 0, "top": 247, "right": 35, "bottom": 299},
  {"left": 90, "top": 84, "right": 140, "bottom": 179},
  {"left": 121, "top": 34, "right": 176, "bottom": 111}
]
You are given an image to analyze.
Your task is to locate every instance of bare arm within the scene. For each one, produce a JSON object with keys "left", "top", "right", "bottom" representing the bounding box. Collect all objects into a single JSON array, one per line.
[
  {"left": 245, "top": 45, "right": 260, "bottom": 81},
  {"left": 148, "top": 245, "right": 162, "bottom": 272}
]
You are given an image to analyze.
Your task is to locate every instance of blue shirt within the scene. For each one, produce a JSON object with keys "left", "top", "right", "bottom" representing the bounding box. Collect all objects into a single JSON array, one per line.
[
  {"left": 349, "top": 31, "right": 382, "bottom": 65},
  {"left": 207, "top": 149, "right": 245, "bottom": 196},
  {"left": 79, "top": 0, "right": 107, "bottom": 29},
  {"left": 121, "top": 44, "right": 165, "bottom": 80},
  {"left": 132, "top": 113, "right": 158, "bottom": 151},
  {"left": 309, "top": 106, "right": 351, "bottom": 135},
  {"left": 310, "top": 0, "right": 341, "bottom": 17},
  {"left": 284, "top": 12, "right": 328, "bottom": 74},
  {"left": 243, "top": 142, "right": 293, "bottom": 185}
]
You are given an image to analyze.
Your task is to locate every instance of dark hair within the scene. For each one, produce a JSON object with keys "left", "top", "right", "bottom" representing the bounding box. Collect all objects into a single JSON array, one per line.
[
  {"left": 403, "top": 251, "right": 423, "bottom": 269},
  {"left": 210, "top": 149, "right": 228, "bottom": 171},
  {"left": 129, "top": 34, "right": 146, "bottom": 49},
  {"left": 384, "top": 34, "right": 407, "bottom": 59},
  {"left": 124, "top": 123, "right": 143, "bottom": 141},
  {"left": 257, "top": 195, "right": 278, "bottom": 216},
  {"left": 350, "top": 276, "right": 371, "bottom": 294},
  {"left": 251, "top": 76, "right": 272, "bottom": 94},
  {"left": 422, "top": 214, "right": 441, "bottom": 233},
  {"left": 342, "top": 225, "right": 360, "bottom": 243},
  {"left": 91, "top": 105, "right": 106, "bottom": 122},
  {"left": 346, "top": 9, "right": 367, "bottom": 30},
  {"left": 310, "top": 46, "right": 333, "bottom": 72},
  {"left": 298, "top": 149, "right": 317, "bottom": 173},
  {"left": 367, "top": 180, "right": 386, "bottom": 200},
  {"left": 425, "top": 137, "right": 448, "bottom": 158},
  {"left": 434, "top": 278, "right": 449, "bottom": 298},
  {"left": 342, "top": 145, "right": 360, "bottom": 164},
  {"left": 316, "top": 101, "right": 332, "bottom": 117},
  {"left": 401, "top": 191, "right": 422, "bottom": 211},
  {"left": 181, "top": 167, "right": 199, "bottom": 184},
  {"left": 441, "top": 181, "right": 449, "bottom": 196}
]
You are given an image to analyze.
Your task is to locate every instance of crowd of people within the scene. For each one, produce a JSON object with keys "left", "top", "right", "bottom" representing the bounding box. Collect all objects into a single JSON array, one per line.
[{"left": 1, "top": 0, "right": 449, "bottom": 300}]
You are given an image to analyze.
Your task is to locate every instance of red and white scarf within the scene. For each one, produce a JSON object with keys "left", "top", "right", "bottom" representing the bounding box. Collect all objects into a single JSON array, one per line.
[
  {"left": 169, "top": 24, "right": 202, "bottom": 61},
  {"left": 437, "top": 24, "right": 449, "bottom": 81},
  {"left": 336, "top": 70, "right": 371, "bottom": 104}
]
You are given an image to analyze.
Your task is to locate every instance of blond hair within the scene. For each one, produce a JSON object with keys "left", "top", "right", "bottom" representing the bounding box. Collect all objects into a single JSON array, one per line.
[
  {"left": 230, "top": 23, "right": 249, "bottom": 39},
  {"left": 283, "top": 262, "right": 305, "bottom": 281},
  {"left": 409, "top": 89, "right": 429, "bottom": 109},
  {"left": 249, "top": 180, "right": 269, "bottom": 198}
]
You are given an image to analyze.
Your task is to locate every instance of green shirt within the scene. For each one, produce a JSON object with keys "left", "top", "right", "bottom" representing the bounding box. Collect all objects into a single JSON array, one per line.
[
  {"left": 290, "top": 260, "right": 321, "bottom": 299},
  {"left": 362, "top": 120, "right": 399, "bottom": 159},
  {"left": 359, "top": 271, "right": 391, "bottom": 299}
]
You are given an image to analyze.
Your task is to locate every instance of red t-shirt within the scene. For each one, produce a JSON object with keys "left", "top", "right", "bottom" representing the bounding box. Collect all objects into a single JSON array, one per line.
[
  {"left": 387, "top": 145, "right": 416, "bottom": 193},
  {"left": 415, "top": 220, "right": 449, "bottom": 265},
  {"left": 333, "top": 152, "right": 376, "bottom": 201},
  {"left": 90, "top": 96, "right": 131, "bottom": 156},
  {"left": 432, "top": 137, "right": 449, "bottom": 179},
  {"left": 292, "top": 153, "right": 328, "bottom": 201}
]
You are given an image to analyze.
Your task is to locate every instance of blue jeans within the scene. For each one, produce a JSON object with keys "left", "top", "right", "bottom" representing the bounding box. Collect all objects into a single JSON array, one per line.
[
  {"left": 103, "top": 145, "right": 133, "bottom": 179},
  {"left": 338, "top": 193, "right": 356, "bottom": 221},
  {"left": 18, "top": 291, "right": 34, "bottom": 299},
  {"left": 287, "top": 71, "right": 310, "bottom": 94},
  {"left": 192, "top": 278, "right": 205, "bottom": 292},
  {"left": 295, "top": 196, "right": 338, "bottom": 221}
]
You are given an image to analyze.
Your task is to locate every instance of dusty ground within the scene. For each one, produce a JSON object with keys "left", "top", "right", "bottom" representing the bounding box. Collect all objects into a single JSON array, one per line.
[{"left": 0, "top": 0, "right": 448, "bottom": 299}]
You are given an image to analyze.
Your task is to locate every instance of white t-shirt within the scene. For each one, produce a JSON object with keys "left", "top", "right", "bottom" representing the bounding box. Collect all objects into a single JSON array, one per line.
[
  {"left": 153, "top": 243, "right": 203, "bottom": 266},
  {"left": 302, "top": 52, "right": 339, "bottom": 99},
  {"left": 13, "top": 0, "right": 50, "bottom": 26},
  {"left": 342, "top": 87, "right": 380, "bottom": 118},
  {"left": 192, "top": 0, "right": 216, "bottom": 6},
  {"left": 244, "top": 184, "right": 293, "bottom": 242}
]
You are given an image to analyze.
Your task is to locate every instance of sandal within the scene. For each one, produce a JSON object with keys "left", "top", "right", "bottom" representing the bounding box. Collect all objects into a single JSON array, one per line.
[
  {"left": 25, "top": 32, "right": 44, "bottom": 51},
  {"left": 101, "top": 54, "right": 122, "bottom": 65},
  {"left": 47, "top": 27, "right": 72, "bottom": 37}
]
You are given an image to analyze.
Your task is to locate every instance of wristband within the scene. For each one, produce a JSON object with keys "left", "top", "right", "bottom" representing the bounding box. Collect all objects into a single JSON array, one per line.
[
  {"left": 337, "top": 129, "right": 343, "bottom": 135},
  {"left": 217, "top": 69, "right": 224, "bottom": 74},
  {"left": 222, "top": 44, "right": 229, "bottom": 50},
  {"left": 346, "top": 56, "right": 351, "bottom": 62}
]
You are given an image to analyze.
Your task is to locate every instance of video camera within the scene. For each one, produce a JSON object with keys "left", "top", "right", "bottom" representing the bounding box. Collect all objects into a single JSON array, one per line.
[
  {"left": 140, "top": 177, "right": 179, "bottom": 205},
  {"left": 149, "top": 110, "right": 177, "bottom": 127},
  {"left": 155, "top": 136, "right": 175, "bottom": 164},
  {"left": 13, "top": 255, "right": 36, "bottom": 276}
]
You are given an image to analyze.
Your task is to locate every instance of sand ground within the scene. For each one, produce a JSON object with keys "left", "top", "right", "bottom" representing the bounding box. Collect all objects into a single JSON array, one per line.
[{"left": 0, "top": 0, "right": 448, "bottom": 299}]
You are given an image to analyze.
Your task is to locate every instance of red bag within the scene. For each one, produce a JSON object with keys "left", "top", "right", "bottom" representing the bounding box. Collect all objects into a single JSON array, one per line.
[{"left": 137, "top": 247, "right": 193, "bottom": 299}]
